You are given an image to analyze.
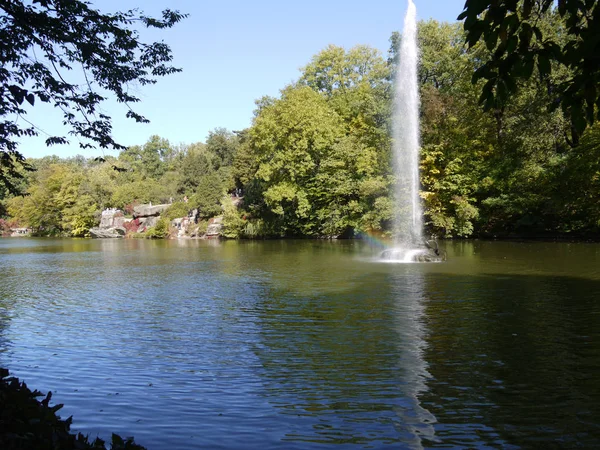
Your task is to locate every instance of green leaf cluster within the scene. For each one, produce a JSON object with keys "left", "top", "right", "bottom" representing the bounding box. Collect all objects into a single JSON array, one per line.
[{"left": 0, "top": 1, "right": 186, "bottom": 192}]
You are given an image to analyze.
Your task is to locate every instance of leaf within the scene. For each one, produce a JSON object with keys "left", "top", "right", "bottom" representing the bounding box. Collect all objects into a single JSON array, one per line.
[
  {"left": 523, "top": 56, "right": 535, "bottom": 78},
  {"left": 26, "top": 93, "right": 35, "bottom": 106},
  {"left": 519, "top": 23, "right": 533, "bottom": 52},
  {"left": 467, "top": 21, "right": 485, "bottom": 48},
  {"left": 571, "top": 105, "right": 587, "bottom": 135},
  {"left": 506, "top": 35, "right": 518, "bottom": 54},
  {"left": 558, "top": 0, "right": 567, "bottom": 15},
  {"left": 523, "top": 0, "right": 533, "bottom": 18},
  {"left": 478, "top": 79, "right": 496, "bottom": 109},
  {"left": 457, "top": 10, "right": 469, "bottom": 21},
  {"left": 8, "top": 84, "right": 25, "bottom": 105},
  {"left": 541, "top": 0, "right": 553, "bottom": 13},
  {"left": 485, "top": 29, "right": 499, "bottom": 50},
  {"left": 472, "top": 64, "right": 492, "bottom": 83},
  {"left": 537, "top": 52, "right": 551, "bottom": 78}
]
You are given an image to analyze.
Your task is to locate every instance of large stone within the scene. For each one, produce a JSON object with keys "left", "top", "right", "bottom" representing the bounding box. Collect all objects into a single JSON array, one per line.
[
  {"left": 113, "top": 215, "right": 126, "bottom": 228},
  {"left": 133, "top": 204, "right": 170, "bottom": 218},
  {"left": 89, "top": 227, "right": 126, "bottom": 238},
  {"left": 205, "top": 216, "right": 223, "bottom": 238},
  {"left": 99, "top": 208, "right": 124, "bottom": 229},
  {"left": 145, "top": 216, "right": 160, "bottom": 229}
]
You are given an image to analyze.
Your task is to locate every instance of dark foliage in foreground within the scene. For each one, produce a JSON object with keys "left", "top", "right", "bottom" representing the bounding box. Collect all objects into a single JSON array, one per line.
[{"left": 0, "top": 368, "right": 146, "bottom": 450}]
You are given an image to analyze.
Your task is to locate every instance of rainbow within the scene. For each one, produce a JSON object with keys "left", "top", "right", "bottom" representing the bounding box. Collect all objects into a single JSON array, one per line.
[{"left": 357, "top": 230, "right": 394, "bottom": 250}]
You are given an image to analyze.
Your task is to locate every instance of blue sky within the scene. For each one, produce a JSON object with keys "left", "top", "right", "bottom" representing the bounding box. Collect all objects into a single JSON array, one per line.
[{"left": 19, "top": 0, "right": 466, "bottom": 159}]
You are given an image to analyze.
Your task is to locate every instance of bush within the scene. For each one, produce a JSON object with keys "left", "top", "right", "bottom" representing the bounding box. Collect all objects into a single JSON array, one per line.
[
  {"left": 0, "top": 368, "right": 146, "bottom": 450},
  {"left": 163, "top": 201, "right": 190, "bottom": 221},
  {"left": 243, "top": 219, "right": 266, "bottom": 239},
  {"left": 221, "top": 196, "right": 245, "bottom": 239},
  {"left": 0, "top": 218, "right": 13, "bottom": 236},
  {"left": 192, "top": 219, "right": 208, "bottom": 237},
  {"left": 144, "top": 217, "right": 169, "bottom": 239}
]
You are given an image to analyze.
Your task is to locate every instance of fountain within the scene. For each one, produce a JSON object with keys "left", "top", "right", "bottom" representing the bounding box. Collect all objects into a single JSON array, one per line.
[{"left": 381, "top": 0, "right": 443, "bottom": 263}]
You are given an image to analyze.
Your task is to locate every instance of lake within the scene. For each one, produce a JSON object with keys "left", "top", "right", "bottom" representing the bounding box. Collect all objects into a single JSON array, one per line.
[{"left": 1, "top": 238, "right": 599, "bottom": 449}]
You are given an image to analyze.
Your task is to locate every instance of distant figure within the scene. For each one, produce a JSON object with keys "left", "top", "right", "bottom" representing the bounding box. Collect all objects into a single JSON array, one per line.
[
  {"left": 149, "top": 201, "right": 152, "bottom": 206},
  {"left": 183, "top": 195, "right": 188, "bottom": 203},
  {"left": 169, "top": 197, "right": 173, "bottom": 204}
]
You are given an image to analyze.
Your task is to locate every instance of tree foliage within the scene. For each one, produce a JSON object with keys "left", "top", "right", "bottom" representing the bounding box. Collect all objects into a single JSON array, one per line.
[
  {"left": 458, "top": 0, "right": 599, "bottom": 143},
  {"left": 0, "top": 0, "right": 186, "bottom": 193},
  {"left": 3, "top": 15, "right": 599, "bottom": 239}
]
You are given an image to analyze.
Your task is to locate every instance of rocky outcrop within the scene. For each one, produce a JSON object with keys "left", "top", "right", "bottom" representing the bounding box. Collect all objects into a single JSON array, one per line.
[
  {"left": 205, "top": 216, "right": 223, "bottom": 239},
  {"left": 133, "top": 204, "right": 169, "bottom": 219},
  {"left": 90, "top": 227, "right": 126, "bottom": 239},
  {"left": 171, "top": 217, "right": 191, "bottom": 238},
  {"left": 99, "top": 208, "right": 125, "bottom": 228},
  {"left": 10, "top": 227, "right": 31, "bottom": 237},
  {"left": 90, "top": 208, "right": 127, "bottom": 238},
  {"left": 138, "top": 216, "right": 160, "bottom": 232}
]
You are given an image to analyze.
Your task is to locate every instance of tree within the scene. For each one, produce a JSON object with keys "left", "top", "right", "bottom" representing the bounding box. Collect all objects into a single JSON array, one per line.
[
  {"left": 300, "top": 45, "right": 391, "bottom": 172},
  {"left": 206, "top": 127, "right": 238, "bottom": 168},
  {"left": 0, "top": 0, "right": 186, "bottom": 193},
  {"left": 177, "top": 142, "right": 215, "bottom": 193},
  {"left": 191, "top": 173, "right": 226, "bottom": 218},
  {"left": 458, "top": 0, "right": 599, "bottom": 144},
  {"left": 249, "top": 85, "right": 344, "bottom": 236},
  {"left": 119, "top": 135, "right": 172, "bottom": 179}
]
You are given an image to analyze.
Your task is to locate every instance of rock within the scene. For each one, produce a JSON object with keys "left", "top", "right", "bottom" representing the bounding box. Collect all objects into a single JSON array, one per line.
[
  {"left": 99, "top": 208, "right": 124, "bottom": 229},
  {"left": 89, "top": 227, "right": 126, "bottom": 238},
  {"left": 205, "top": 216, "right": 223, "bottom": 238},
  {"left": 113, "top": 215, "right": 126, "bottom": 228},
  {"left": 10, "top": 228, "right": 31, "bottom": 237},
  {"left": 171, "top": 217, "right": 191, "bottom": 238},
  {"left": 133, "top": 204, "right": 170, "bottom": 218},
  {"left": 205, "top": 223, "right": 222, "bottom": 237},
  {"left": 137, "top": 216, "right": 160, "bottom": 233}
]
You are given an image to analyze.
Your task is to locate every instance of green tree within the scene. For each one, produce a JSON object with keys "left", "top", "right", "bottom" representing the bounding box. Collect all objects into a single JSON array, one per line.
[
  {"left": 249, "top": 85, "right": 344, "bottom": 235},
  {"left": 206, "top": 128, "right": 239, "bottom": 168},
  {"left": 118, "top": 135, "right": 173, "bottom": 180},
  {"left": 458, "top": 0, "right": 599, "bottom": 143},
  {"left": 0, "top": 1, "right": 185, "bottom": 193},
  {"left": 7, "top": 163, "right": 83, "bottom": 235},
  {"left": 177, "top": 142, "right": 215, "bottom": 193},
  {"left": 300, "top": 44, "right": 392, "bottom": 172},
  {"left": 416, "top": 20, "right": 493, "bottom": 237},
  {"left": 191, "top": 173, "right": 226, "bottom": 218}
]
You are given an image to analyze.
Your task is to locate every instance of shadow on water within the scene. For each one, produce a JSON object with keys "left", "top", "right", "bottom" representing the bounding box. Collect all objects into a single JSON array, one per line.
[
  {"left": 421, "top": 272, "right": 600, "bottom": 449},
  {"left": 251, "top": 267, "right": 600, "bottom": 449}
]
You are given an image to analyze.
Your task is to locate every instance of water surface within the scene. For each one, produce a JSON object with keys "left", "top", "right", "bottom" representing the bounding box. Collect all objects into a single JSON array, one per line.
[{"left": 1, "top": 238, "right": 599, "bottom": 448}]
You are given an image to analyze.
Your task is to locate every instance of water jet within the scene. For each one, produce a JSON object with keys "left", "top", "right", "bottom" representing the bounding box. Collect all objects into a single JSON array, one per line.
[{"left": 382, "top": 0, "right": 443, "bottom": 263}]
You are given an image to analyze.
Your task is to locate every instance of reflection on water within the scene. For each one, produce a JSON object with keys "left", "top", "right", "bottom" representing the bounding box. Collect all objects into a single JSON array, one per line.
[
  {"left": 0, "top": 238, "right": 599, "bottom": 448},
  {"left": 390, "top": 271, "right": 437, "bottom": 448}
]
